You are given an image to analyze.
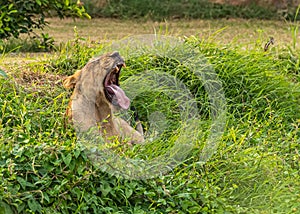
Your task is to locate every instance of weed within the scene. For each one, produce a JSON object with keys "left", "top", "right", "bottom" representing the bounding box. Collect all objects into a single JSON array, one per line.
[
  {"left": 47, "top": 27, "right": 104, "bottom": 75},
  {"left": 0, "top": 35, "right": 55, "bottom": 53}
]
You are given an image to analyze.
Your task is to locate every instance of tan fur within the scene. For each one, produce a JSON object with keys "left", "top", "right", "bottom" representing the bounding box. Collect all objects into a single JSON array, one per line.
[
  {"left": 63, "top": 70, "right": 82, "bottom": 89},
  {"left": 63, "top": 52, "right": 144, "bottom": 144}
]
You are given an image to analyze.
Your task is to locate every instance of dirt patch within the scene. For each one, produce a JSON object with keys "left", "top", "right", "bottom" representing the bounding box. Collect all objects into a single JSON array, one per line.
[
  {"left": 16, "top": 70, "right": 64, "bottom": 88},
  {"left": 3, "top": 63, "right": 66, "bottom": 94}
]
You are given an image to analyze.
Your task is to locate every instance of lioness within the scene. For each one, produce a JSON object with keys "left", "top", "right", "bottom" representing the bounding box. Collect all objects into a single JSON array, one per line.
[{"left": 63, "top": 52, "right": 144, "bottom": 144}]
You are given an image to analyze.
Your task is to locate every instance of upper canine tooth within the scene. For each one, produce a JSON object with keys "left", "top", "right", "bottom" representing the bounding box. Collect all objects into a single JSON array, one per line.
[{"left": 115, "top": 66, "right": 119, "bottom": 73}]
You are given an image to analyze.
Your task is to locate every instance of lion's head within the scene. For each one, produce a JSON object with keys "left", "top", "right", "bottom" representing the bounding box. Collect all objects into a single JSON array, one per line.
[{"left": 63, "top": 51, "right": 130, "bottom": 110}]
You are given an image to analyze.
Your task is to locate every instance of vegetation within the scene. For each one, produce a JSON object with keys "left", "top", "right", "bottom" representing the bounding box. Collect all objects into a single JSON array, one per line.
[
  {"left": 2, "top": 0, "right": 299, "bottom": 52},
  {"left": 0, "top": 1, "right": 300, "bottom": 212},
  {"left": 83, "top": 0, "right": 299, "bottom": 21},
  {"left": 0, "top": 24, "right": 300, "bottom": 212},
  {"left": 0, "top": 0, "right": 90, "bottom": 51}
]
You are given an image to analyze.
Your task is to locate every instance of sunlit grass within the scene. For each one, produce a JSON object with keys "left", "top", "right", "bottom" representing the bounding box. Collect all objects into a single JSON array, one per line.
[{"left": 1, "top": 23, "right": 300, "bottom": 212}]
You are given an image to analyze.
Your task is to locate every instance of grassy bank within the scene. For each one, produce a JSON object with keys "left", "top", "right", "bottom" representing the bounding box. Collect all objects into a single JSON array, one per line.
[{"left": 1, "top": 22, "right": 300, "bottom": 213}]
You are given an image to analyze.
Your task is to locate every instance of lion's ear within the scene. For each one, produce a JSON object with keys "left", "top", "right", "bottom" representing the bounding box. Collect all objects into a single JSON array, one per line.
[{"left": 63, "top": 70, "right": 81, "bottom": 89}]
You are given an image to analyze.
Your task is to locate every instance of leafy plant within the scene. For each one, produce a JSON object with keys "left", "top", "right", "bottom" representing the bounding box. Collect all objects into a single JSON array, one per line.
[
  {"left": 0, "top": 0, "right": 90, "bottom": 40},
  {"left": 48, "top": 27, "right": 104, "bottom": 75},
  {"left": 1, "top": 35, "right": 56, "bottom": 52},
  {"left": 37, "top": 33, "right": 55, "bottom": 51}
]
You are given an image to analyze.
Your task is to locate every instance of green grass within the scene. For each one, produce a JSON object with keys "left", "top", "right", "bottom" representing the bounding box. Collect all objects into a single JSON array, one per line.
[
  {"left": 1, "top": 29, "right": 300, "bottom": 213},
  {"left": 83, "top": 0, "right": 299, "bottom": 21},
  {"left": 0, "top": 34, "right": 56, "bottom": 53}
]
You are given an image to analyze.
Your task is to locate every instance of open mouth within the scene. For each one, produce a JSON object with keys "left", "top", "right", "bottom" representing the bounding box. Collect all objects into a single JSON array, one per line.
[{"left": 104, "top": 63, "right": 130, "bottom": 109}]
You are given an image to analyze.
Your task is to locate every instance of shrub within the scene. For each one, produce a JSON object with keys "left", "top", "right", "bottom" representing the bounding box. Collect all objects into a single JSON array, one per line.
[{"left": 0, "top": 0, "right": 90, "bottom": 40}]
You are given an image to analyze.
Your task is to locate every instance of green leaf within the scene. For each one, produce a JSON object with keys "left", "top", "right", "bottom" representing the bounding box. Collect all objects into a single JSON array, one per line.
[
  {"left": 0, "top": 69, "right": 7, "bottom": 78},
  {"left": 101, "top": 182, "right": 112, "bottom": 197},
  {"left": 7, "top": 10, "right": 18, "bottom": 15},
  {"left": 62, "top": 153, "right": 72, "bottom": 166},
  {"left": 36, "top": 0, "right": 41, "bottom": 6},
  {"left": 27, "top": 198, "right": 41, "bottom": 212},
  {"left": 43, "top": 192, "right": 50, "bottom": 203},
  {"left": 8, "top": 3, "right": 14, "bottom": 10},
  {"left": 157, "top": 198, "right": 167, "bottom": 205},
  {"left": 73, "top": 149, "right": 81, "bottom": 158},
  {"left": 0, "top": 202, "right": 13, "bottom": 214},
  {"left": 125, "top": 188, "right": 133, "bottom": 198},
  {"left": 17, "top": 176, "right": 35, "bottom": 189}
]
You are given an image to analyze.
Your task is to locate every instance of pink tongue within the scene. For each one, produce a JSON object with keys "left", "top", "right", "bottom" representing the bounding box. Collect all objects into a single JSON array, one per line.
[{"left": 106, "top": 85, "right": 130, "bottom": 109}]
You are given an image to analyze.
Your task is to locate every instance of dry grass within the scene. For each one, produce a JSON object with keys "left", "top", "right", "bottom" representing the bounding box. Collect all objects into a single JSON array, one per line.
[
  {"left": 1, "top": 17, "right": 299, "bottom": 69},
  {"left": 42, "top": 17, "right": 297, "bottom": 47}
]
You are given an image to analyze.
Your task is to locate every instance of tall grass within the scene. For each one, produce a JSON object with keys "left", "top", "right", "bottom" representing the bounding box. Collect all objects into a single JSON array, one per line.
[{"left": 0, "top": 32, "right": 300, "bottom": 213}]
